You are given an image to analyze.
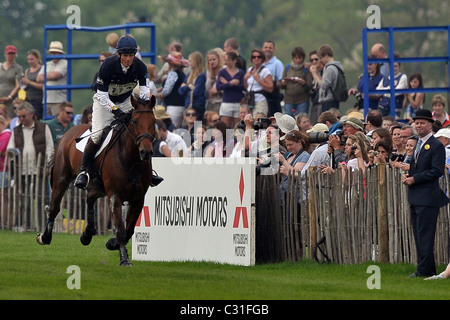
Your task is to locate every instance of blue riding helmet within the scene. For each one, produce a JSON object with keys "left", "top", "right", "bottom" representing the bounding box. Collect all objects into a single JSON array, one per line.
[{"left": 116, "top": 35, "right": 138, "bottom": 54}]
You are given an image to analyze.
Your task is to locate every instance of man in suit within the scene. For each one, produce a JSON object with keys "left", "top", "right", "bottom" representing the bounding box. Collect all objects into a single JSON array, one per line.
[{"left": 402, "top": 109, "right": 450, "bottom": 277}]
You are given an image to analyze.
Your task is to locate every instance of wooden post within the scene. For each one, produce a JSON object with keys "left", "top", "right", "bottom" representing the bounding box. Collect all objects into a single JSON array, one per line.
[
  {"left": 377, "top": 165, "right": 389, "bottom": 263},
  {"left": 308, "top": 167, "right": 317, "bottom": 260}
]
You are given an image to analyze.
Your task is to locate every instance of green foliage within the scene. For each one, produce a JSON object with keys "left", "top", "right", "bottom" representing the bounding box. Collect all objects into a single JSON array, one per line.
[{"left": 0, "top": 0, "right": 448, "bottom": 112}]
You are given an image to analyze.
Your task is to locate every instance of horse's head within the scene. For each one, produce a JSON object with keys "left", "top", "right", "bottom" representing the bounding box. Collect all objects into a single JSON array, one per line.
[{"left": 129, "top": 95, "right": 157, "bottom": 161}]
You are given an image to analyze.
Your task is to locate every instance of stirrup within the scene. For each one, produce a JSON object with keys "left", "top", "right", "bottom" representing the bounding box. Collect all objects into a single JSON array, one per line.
[{"left": 74, "top": 171, "right": 90, "bottom": 190}]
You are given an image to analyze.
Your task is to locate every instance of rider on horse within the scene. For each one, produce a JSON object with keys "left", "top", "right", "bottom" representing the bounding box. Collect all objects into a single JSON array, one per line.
[{"left": 74, "top": 34, "right": 161, "bottom": 190}]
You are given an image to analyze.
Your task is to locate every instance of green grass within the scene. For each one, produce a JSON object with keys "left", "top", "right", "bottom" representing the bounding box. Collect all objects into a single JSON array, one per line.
[{"left": 0, "top": 230, "right": 448, "bottom": 300}]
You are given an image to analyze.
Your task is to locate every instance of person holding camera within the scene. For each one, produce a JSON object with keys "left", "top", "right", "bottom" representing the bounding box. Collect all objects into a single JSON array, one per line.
[{"left": 244, "top": 49, "right": 273, "bottom": 117}]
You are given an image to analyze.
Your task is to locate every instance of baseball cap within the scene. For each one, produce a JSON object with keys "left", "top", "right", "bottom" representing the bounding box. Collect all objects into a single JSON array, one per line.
[
  {"left": 306, "top": 123, "right": 329, "bottom": 134},
  {"left": 5, "top": 45, "right": 17, "bottom": 54},
  {"left": 434, "top": 128, "right": 450, "bottom": 139}
]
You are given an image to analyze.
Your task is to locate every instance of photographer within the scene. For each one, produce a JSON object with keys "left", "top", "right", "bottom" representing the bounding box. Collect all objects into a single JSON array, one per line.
[{"left": 243, "top": 113, "right": 278, "bottom": 163}]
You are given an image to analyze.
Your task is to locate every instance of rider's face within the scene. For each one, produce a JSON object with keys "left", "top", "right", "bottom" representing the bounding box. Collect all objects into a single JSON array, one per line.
[{"left": 120, "top": 53, "right": 135, "bottom": 68}]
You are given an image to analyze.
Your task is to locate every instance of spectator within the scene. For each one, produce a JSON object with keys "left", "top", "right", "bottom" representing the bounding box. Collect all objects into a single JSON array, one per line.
[
  {"left": 81, "top": 105, "right": 93, "bottom": 125},
  {"left": 155, "top": 41, "right": 185, "bottom": 85},
  {"left": 205, "top": 49, "right": 224, "bottom": 114},
  {"left": 280, "top": 130, "right": 310, "bottom": 190},
  {"left": 308, "top": 50, "right": 323, "bottom": 125},
  {"left": 424, "top": 262, "right": 450, "bottom": 280},
  {"left": 370, "top": 43, "right": 389, "bottom": 78},
  {"left": 382, "top": 115, "right": 394, "bottom": 129},
  {"left": 403, "top": 73, "right": 425, "bottom": 121},
  {"left": 203, "top": 110, "right": 220, "bottom": 128},
  {"left": 347, "top": 55, "right": 383, "bottom": 111},
  {"left": 434, "top": 128, "right": 450, "bottom": 168},
  {"left": 400, "top": 135, "right": 419, "bottom": 172},
  {"left": 399, "top": 124, "right": 418, "bottom": 151},
  {"left": 7, "top": 101, "right": 54, "bottom": 228},
  {"left": 179, "top": 51, "right": 207, "bottom": 121},
  {"left": 187, "top": 124, "right": 210, "bottom": 157},
  {"left": 402, "top": 109, "right": 450, "bottom": 277},
  {"left": 216, "top": 51, "right": 245, "bottom": 129},
  {"left": 223, "top": 37, "right": 246, "bottom": 72},
  {"left": 176, "top": 107, "right": 197, "bottom": 149},
  {"left": 0, "top": 45, "right": 23, "bottom": 119},
  {"left": 274, "top": 112, "right": 298, "bottom": 142},
  {"left": 105, "top": 32, "right": 119, "bottom": 55},
  {"left": 155, "top": 52, "right": 188, "bottom": 128},
  {"left": 156, "top": 119, "right": 188, "bottom": 157},
  {"left": 342, "top": 117, "right": 365, "bottom": 138},
  {"left": 295, "top": 113, "right": 312, "bottom": 134},
  {"left": 376, "top": 52, "right": 407, "bottom": 118},
  {"left": 152, "top": 128, "right": 171, "bottom": 158},
  {"left": 21, "top": 49, "right": 44, "bottom": 120},
  {"left": 311, "top": 44, "right": 344, "bottom": 111},
  {"left": 431, "top": 94, "right": 450, "bottom": 127},
  {"left": 262, "top": 40, "right": 284, "bottom": 116},
  {"left": 365, "top": 110, "right": 382, "bottom": 138},
  {"left": 390, "top": 124, "right": 405, "bottom": 155},
  {"left": 204, "top": 120, "right": 233, "bottom": 158},
  {"left": 9, "top": 98, "right": 23, "bottom": 130},
  {"left": 45, "top": 101, "right": 74, "bottom": 148},
  {"left": 370, "top": 127, "right": 392, "bottom": 151},
  {"left": 301, "top": 121, "right": 331, "bottom": 176},
  {"left": 91, "top": 51, "right": 113, "bottom": 93},
  {"left": 0, "top": 104, "right": 11, "bottom": 129},
  {"left": 229, "top": 122, "right": 246, "bottom": 158},
  {"left": 0, "top": 115, "right": 11, "bottom": 187},
  {"left": 146, "top": 64, "right": 158, "bottom": 97},
  {"left": 281, "top": 46, "right": 313, "bottom": 117},
  {"left": 238, "top": 105, "right": 251, "bottom": 122},
  {"left": 373, "top": 140, "right": 391, "bottom": 165},
  {"left": 154, "top": 105, "right": 175, "bottom": 132},
  {"left": 244, "top": 48, "right": 273, "bottom": 117}
]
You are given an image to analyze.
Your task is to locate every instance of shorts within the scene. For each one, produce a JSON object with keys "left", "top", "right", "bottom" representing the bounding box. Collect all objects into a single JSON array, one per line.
[{"left": 219, "top": 102, "right": 240, "bottom": 118}]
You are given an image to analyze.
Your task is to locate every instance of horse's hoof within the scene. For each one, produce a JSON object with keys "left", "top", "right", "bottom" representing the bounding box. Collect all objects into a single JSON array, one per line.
[
  {"left": 105, "top": 238, "right": 120, "bottom": 251},
  {"left": 36, "top": 233, "right": 51, "bottom": 245},
  {"left": 80, "top": 233, "right": 92, "bottom": 246},
  {"left": 120, "top": 260, "right": 133, "bottom": 267}
]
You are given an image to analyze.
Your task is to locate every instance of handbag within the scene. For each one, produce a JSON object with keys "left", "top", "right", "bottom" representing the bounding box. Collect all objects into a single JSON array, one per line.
[{"left": 241, "top": 91, "right": 256, "bottom": 109}]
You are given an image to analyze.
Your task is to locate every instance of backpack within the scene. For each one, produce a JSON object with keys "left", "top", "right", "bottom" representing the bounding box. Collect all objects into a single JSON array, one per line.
[{"left": 327, "top": 64, "right": 348, "bottom": 102}]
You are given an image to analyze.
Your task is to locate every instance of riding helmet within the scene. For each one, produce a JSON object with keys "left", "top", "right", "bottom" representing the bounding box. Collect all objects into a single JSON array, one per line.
[{"left": 116, "top": 35, "right": 138, "bottom": 54}]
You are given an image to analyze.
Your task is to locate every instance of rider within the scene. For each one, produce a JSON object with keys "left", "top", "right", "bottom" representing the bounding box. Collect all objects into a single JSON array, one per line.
[{"left": 74, "top": 34, "right": 159, "bottom": 190}]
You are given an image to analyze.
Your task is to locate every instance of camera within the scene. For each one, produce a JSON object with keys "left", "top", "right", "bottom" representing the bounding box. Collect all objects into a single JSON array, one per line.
[
  {"left": 351, "top": 145, "right": 358, "bottom": 151},
  {"left": 237, "top": 118, "right": 271, "bottom": 132},
  {"left": 308, "top": 132, "right": 330, "bottom": 144},
  {"left": 388, "top": 152, "right": 405, "bottom": 162}
]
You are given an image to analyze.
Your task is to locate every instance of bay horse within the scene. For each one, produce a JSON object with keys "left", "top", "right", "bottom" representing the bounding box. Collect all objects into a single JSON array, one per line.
[{"left": 37, "top": 95, "right": 157, "bottom": 266}]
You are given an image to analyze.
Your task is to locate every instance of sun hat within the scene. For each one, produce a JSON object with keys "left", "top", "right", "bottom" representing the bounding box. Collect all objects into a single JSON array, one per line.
[
  {"left": 306, "top": 123, "right": 329, "bottom": 134},
  {"left": 48, "top": 41, "right": 65, "bottom": 54},
  {"left": 154, "top": 105, "right": 171, "bottom": 120},
  {"left": 160, "top": 51, "right": 189, "bottom": 68},
  {"left": 344, "top": 117, "right": 364, "bottom": 131},
  {"left": 4, "top": 45, "right": 17, "bottom": 54},
  {"left": 347, "top": 111, "right": 365, "bottom": 121},
  {"left": 412, "top": 109, "right": 434, "bottom": 123},
  {"left": 274, "top": 112, "right": 299, "bottom": 141},
  {"left": 434, "top": 128, "right": 450, "bottom": 139}
]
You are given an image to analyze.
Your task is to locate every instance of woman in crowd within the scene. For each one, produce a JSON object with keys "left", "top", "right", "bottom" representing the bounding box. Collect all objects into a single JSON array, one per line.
[
  {"left": 0, "top": 45, "right": 22, "bottom": 119},
  {"left": 187, "top": 124, "right": 210, "bottom": 157},
  {"left": 177, "top": 107, "right": 198, "bottom": 148},
  {"left": 431, "top": 94, "right": 450, "bottom": 127},
  {"left": 244, "top": 48, "right": 273, "bottom": 117},
  {"left": 390, "top": 124, "right": 406, "bottom": 155},
  {"left": 217, "top": 51, "right": 245, "bottom": 129},
  {"left": 21, "top": 49, "right": 44, "bottom": 120},
  {"left": 179, "top": 51, "right": 206, "bottom": 121},
  {"left": 295, "top": 113, "right": 312, "bottom": 134},
  {"left": 0, "top": 115, "right": 11, "bottom": 187},
  {"left": 308, "top": 50, "right": 323, "bottom": 125},
  {"left": 204, "top": 49, "right": 224, "bottom": 114},
  {"left": 281, "top": 46, "right": 312, "bottom": 117},
  {"left": 279, "top": 130, "right": 310, "bottom": 180},
  {"left": 204, "top": 120, "right": 234, "bottom": 158},
  {"left": 155, "top": 52, "right": 187, "bottom": 128},
  {"left": 403, "top": 73, "right": 425, "bottom": 121}
]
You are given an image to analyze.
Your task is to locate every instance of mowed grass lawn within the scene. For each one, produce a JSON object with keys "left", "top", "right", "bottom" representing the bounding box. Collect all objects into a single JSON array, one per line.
[{"left": 0, "top": 230, "right": 448, "bottom": 301}]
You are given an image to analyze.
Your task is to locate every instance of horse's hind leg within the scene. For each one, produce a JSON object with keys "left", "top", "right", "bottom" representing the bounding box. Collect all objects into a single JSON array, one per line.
[{"left": 80, "top": 192, "right": 98, "bottom": 246}]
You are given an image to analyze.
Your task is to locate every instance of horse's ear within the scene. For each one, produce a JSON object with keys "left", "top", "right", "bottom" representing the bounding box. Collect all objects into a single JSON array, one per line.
[{"left": 149, "top": 95, "right": 156, "bottom": 109}]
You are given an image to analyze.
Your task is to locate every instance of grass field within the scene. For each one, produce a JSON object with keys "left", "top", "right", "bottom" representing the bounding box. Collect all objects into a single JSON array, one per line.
[{"left": 0, "top": 230, "right": 448, "bottom": 302}]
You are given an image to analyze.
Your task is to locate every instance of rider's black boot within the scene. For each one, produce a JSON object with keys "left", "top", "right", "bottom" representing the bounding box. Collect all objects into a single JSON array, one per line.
[{"left": 74, "top": 139, "right": 100, "bottom": 190}]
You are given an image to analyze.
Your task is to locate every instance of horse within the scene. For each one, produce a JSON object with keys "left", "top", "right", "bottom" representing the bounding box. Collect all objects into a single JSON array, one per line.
[{"left": 37, "top": 95, "right": 157, "bottom": 266}]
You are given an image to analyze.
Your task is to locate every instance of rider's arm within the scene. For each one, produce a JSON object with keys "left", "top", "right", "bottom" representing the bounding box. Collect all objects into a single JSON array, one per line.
[{"left": 96, "top": 90, "right": 116, "bottom": 112}]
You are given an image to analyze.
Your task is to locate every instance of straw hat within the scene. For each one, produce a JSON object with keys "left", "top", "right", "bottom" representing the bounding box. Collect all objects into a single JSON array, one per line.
[
  {"left": 48, "top": 41, "right": 65, "bottom": 54},
  {"left": 154, "top": 105, "right": 171, "bottom": 120}
]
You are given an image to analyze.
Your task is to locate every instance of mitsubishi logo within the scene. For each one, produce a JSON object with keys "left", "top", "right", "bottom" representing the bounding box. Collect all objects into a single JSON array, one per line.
[{"left": 233, "top": 168, "right": 248, "bottom": 228}]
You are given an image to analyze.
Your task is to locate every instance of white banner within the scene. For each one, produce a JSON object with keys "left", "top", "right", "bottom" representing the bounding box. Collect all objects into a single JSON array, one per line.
[{"left": 132, "top": 158, "right": 256, "bottom": 266}]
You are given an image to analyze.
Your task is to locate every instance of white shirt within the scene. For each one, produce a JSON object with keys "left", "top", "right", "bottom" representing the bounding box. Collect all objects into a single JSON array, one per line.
[
  {"left": 246, "top": 66, "right": 272, "bottom": 102},
  {"left": 7, "top": 123, "right": 54, "bottom": 175},
  {"left": 165, "top": 131, "right": 188, "bottom": 157}
]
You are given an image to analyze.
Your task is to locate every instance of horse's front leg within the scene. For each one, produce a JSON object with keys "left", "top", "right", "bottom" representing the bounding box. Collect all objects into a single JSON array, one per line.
[
  {"left": 80, "top": 194, "right": 98, "bottom": 246},
  {"left": 105, "top": 196, "right": 132, "bottom": 266}
]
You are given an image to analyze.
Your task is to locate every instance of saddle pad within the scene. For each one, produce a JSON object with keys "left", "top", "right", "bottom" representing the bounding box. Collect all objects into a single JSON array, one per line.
[{"left": 75, "top": 129, "right": 113, "bottom": 158}]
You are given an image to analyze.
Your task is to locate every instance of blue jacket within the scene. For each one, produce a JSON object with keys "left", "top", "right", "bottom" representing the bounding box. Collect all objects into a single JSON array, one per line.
[{"left": 178, "top": 73, "right": 206, "bottom": 108}]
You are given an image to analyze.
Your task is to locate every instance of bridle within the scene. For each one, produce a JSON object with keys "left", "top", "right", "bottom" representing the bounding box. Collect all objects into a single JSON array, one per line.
[{"left": 126, "top": 109, "right": 156, "bottom": 146}]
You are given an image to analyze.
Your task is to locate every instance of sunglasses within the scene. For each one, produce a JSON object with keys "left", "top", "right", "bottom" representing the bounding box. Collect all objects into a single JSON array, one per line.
[
  {"left": 18, "top": 114, "right": 29, "bottom": 119},
  {"left": 251, "top": 55, "right": 262, "bottom": 59},
  {"left": 99, "top": 59, "right": 105, "bottom": 63},
  {"left": 186, "top": 112, "right": 197, "bottom": 117},
  {"left": 310, "top": 58, "right": 319, "bottom": 62},
  {"left": 65, "top": 111, "right": 73, "bottom": 115}
]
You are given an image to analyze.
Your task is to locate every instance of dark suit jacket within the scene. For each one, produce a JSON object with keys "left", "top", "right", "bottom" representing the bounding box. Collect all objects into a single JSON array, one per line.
[{"left": 408, "top": 135, "right": 450, "bottom": 208}]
